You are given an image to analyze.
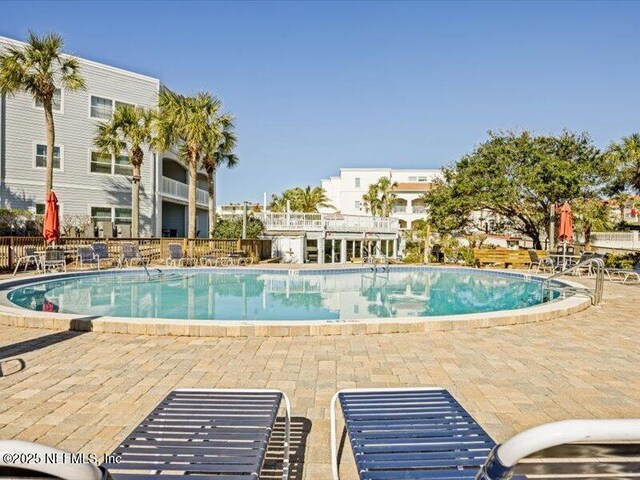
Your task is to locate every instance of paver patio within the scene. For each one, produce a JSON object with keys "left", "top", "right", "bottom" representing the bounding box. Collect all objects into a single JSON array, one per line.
[{"left": 0, "top": 277, "right": 639, "bottom": 479}]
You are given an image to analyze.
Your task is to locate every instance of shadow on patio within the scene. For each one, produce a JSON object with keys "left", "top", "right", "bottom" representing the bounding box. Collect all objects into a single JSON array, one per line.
[{"left": 262, "top": 417, "right": 312, "bottom": 480}]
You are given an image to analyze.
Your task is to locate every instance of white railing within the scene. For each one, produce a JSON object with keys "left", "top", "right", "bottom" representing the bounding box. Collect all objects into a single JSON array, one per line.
[
  {"left": 256, "top": 212, "right": 399, "bottom": 233},
  {"left": 590, "top": 231, "right": 640, "bottom": 250},
  {"left": 161, "top": 176, "right": 208, "bottom": 206}
]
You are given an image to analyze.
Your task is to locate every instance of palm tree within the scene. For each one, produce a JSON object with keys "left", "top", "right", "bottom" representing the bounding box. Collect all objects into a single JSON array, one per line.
[
  {"left": 573, "top": 198, "right": 614, "bottom": 247},
  {"left": 289, "top": 186, "right": 333, "bottom": 213},
  {"left": 608, "top": 133, "right": 640, "bottom": 192},
  {"left": 377, "top": 177, "right": 398, "bottom": 217},
  {"left": 94, "top": 104, "right": 153, "bottom": 237},
  {"left": 0, "top": 32, "right": 85, "bottom": 195},
  {"left": 268, "top": 193, "right": 291, "bottom": 212},
  {"left": 363, "top": 184, "right": 381, "bottom": 216},
  {"left": 202, "top": 120, "right": 238, "bottom": 236},
  {"left": 156, "top": 90, "right": 223, "bottom": 238}
]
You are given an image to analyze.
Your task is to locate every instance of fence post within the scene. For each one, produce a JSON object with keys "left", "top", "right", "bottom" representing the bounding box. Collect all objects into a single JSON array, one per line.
[
  {"left": 8, "top": 237, "right": 14, "bottom": 270},
  {"left": 236, "top": 238, "right": 242, "bottom": 252}
]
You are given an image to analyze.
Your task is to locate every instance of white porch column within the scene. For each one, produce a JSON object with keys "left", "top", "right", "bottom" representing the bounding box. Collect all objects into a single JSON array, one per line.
[
  {"left": 340, "top": 238, "right": 347, "bottom": 264},
  {"left": 318, "top": 236, "right": 325, "bottom": 264},
  {"left": 392, "top": 238, "right": 398, "bottom": 258}
]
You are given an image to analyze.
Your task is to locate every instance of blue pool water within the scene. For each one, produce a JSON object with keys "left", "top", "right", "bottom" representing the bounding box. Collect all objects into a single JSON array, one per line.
[{"left": 6, "top": 268, "right": 557, "bottom": 321}]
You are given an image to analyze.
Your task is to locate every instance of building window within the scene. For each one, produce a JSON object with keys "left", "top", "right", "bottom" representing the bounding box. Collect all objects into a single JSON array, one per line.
[
  {"left": 115, "top": 100, "right": 134, "bottom": 110},
  {"left": 35, "top": 144, "right": 61, "bottom": 169},
  {"left": 355, "top": 200, "right": 361, "bottom": 209},
  {"left": 408, "top": 176, "right": 417, "bottom": 182},
  {"left": 35, "top": 89, "right": 62, "bottom": 111},
  {"left": 91, "top": 207, "right": 132, "bottom": 225},
  {"left": 35, "top": 203, "right": 46, "bottom": 215},
  {"left": 355, "top": 177, "right": 361, "bottom": 188},
  {"left": 91, "top": 151, "right": 131, "bottom": 175},
  {"left": 418, "top": 176, "right": 429, "bottom": 182},
  {"left": 90, "top": 95, "right": 113, "bottom": 119}
]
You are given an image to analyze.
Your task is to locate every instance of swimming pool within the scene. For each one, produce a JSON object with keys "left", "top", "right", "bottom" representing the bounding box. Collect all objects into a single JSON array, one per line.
[{"left": 5, "top": 267, "right": 562, "bottom": 321}]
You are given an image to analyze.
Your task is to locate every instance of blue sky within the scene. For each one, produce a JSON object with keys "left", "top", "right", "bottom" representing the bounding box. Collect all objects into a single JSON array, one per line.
[{"left": 2, "top": 1, "right": 640, "bottom": 204}]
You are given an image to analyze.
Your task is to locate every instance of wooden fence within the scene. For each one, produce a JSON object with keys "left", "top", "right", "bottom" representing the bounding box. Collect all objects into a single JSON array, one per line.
[{"left": 0, "top": 237, "right": 272, "bottom": 271}]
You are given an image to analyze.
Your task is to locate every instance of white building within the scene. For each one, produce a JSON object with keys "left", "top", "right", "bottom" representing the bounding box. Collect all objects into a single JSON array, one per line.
[
  {"left": 0, "top": 35, "right": 211, "bottom": 238},
  {"left": 320, "top": 168, "right": 442, "bottom": 229}
]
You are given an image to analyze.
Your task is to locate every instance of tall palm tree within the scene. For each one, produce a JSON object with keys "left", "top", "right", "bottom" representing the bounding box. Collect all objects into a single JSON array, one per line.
[
  {"left": 94, "top": 104, "right": 153, "bottom": 237},
  {"left": 202, "top": 121, "right": 238, "bottom": 236},
  {"left": 290, "top": 186, "right": 333, "bottom": 213},
  {"left": 268, "top": 193, "right": 291, "bottom": 212},
  {"left": 608, "top": 134, "right": 640, "bottom": 193},
  {"left": 156, "top": 90, "right": 223, "bottom": 238},
  {"left": 376, "top": 177, "right": 398, "bottom": 217},
  {"left": 573, "top": 198, "right": 614, "bottom": 246},
  {"left": 0, "top": 32, "right": 85, "bottom": 195}
]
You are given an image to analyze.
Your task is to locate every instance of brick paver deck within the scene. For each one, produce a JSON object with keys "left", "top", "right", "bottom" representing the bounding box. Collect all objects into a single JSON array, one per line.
[{"left": 0, "top": 278, "right": 639, "bottom": 479}]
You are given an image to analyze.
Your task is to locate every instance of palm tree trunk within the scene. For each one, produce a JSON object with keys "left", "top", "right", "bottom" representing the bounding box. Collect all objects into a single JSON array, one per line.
[
  {"left": 188, "top": 151, "right": 198, "bottom": 238},
  {"left": 208, "top": 169, "right": 216, "bottom": 238},
  {"left": 132, "top": 164, "right": 141, "bottom": 238},
  {"left": 43, "top": 101, "right": 55, "bottom": 194}
]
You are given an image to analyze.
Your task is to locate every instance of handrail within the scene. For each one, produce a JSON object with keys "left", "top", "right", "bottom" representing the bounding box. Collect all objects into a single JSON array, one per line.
[{"left": 540, "top": 257, "right": 605, "bottom": 305}]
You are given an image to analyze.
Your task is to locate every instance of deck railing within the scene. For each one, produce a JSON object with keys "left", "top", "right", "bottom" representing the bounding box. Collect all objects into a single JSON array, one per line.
[
  {"left": 0, "top": 237, "right": 272, "bottom": 271},
  {"left": 161, "top": 176, "right": 208, "bottom": 205},
  {"left": 255, "top": 212, "right": 399, "bottom": 233}
]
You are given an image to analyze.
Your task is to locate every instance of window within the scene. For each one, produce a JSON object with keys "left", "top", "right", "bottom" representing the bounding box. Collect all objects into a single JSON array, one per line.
[
  {"left": 35, "top": 89, "right": 62, "bottom": 111},
  {"left": 90, "top": 95, "right": 113, "bottom": 119},
  {"left": 408, "top": 176, "right": 417, "bottom": 182},
  {"left": 355, "top": 177, "right": 361, "bottom": 188},
  {"left": 35, "top": 204, "right": 46, "bottom": 215},
  {"left": 91, "top": 151, "right": 131, "bottom": 175},
  {"left": 355, "top": 201, "right": 361, "bottom": 209},
  {"left": 90, "top": 207, "right": 132, "bottom": 226},
  {"left": 114, "top": 208, "right": 132, "bottom": 225},
  {"left": 115, "top": 100, "right": 134, "bottom": 111},
  {"left": 418, "top": 176, "right": 429, "bottom": 182},
  {"left": 35, "top": 144, "right": 61, "bottom": 169}
]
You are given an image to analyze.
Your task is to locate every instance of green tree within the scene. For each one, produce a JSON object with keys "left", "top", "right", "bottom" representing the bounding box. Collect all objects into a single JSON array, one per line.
[
  {"left": 423, "top": 131, "right": 606, "bottom": 249},
  {"left": 213, "top": 217, "right": 264, "bottom": 238},
  {"left": 268, "top": 186, "right": 332, "bottom": 213},
  {"left": 362, "top": 177, "right": 398, "bottom": 217},
  {"left": 607, "top": 133, "right": 640, "bottom": 193},
  {"left": 268, "top": 191, "right": 295, "bottom": 212},
  {"left": 156, "top": 90, "right": 224, "bottom": 238},
  {"left": 573, "top": 198, "right": 614, "bottom": 247},
  {"left": 0, "top": 32, "right": 85, "bottom": 195},
  {"left": 201, "top": 118, "right": 238, "bottom": 237},
  {"left": 95, "top": 104, "right": 153, "bottom": 237}
]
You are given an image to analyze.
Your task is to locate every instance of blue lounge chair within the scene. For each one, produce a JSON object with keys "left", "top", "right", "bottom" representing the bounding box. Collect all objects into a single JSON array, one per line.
[
  {"left": 331, "top": 387, "right": 640, "bottom": 480},
  {"left": 0, "top": 388, "right": 291, "bottom": 480}
]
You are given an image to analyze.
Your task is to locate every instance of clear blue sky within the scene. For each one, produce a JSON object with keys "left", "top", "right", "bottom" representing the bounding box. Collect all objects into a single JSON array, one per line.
[{"left": 2, "top": 1, "right": 639, "bottom": 204}]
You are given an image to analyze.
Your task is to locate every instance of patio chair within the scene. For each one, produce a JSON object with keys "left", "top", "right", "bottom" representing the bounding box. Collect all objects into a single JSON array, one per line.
[
  {"left": 605, "top": 259, "right": 640, "bottom": 284},
  {"left": 11, "top": 246, "right": 40, "bottom": 276},
  {"left": 76, "top": 245, "right": 100, "bottom": 270},
  {"left": 0, "top": 388, "right": 291, "bottom": 480},
  {"left": 527, "top": 249, "right": 553, "bottom": 273},
  {"left": 331, "top": 387, "right": 640, "bottom": 480},
  {"left": 165, "top": 242, "right": 197, "bottom": 267},
  {"left": 119, "top": 242, "right": 149, "bottom": 268},
  {"left": 91, "top": 242, "right": 120, "bottom": 269},
  {"left": 41, "top": 248, "right": 66, "bottom": 273}
]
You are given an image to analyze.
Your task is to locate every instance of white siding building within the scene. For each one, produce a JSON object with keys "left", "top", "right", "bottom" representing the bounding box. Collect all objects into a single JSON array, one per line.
[
  {"left": 320, "top": 168, "right": 442, "bottom": 229},
  {"left": 0, "top": 36, "right": 211, "bottom": 238}
]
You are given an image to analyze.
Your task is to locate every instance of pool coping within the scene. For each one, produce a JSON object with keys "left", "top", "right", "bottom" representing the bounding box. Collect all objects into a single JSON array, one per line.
[{"left": 0, "top": 265, "right": 594, "bottom": 337}]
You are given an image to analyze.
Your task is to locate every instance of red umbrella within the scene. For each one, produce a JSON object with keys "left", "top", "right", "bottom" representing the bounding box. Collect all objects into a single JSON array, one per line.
[
  {"left": 43, "top": 191, "right": 60, "bottom": 245},
  {"left": 558, "top": 201, "right": 573, "bottom": 243}
]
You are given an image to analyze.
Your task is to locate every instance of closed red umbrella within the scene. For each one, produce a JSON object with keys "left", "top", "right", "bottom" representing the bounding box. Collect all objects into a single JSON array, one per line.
[
  {"left": 558, "top": 201, "right": 573, "bottom": 243},
  {"left": 43, "top": 191, "right": 60, "bottom": 245}
]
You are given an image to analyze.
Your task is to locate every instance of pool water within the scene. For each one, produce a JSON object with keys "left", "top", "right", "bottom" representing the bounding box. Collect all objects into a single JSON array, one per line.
[{"left": 6, "top": 268, "right": 558, "bottom": 321}]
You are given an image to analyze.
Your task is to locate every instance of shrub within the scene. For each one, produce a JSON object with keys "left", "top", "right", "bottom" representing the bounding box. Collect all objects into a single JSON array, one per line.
[{"left": 212, "top": 216, "right": 264, "bottom": 239}]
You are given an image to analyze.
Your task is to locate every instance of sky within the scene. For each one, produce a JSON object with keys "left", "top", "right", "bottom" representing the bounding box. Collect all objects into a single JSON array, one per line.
[{"left": 2, "top": 1, "right": 640, "bottom": 204}]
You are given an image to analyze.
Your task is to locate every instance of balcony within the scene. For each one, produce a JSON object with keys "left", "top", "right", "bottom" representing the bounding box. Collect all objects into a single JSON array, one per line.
[
  {"left": 161, "top": 176, "right": 208, "bottom": 206},
  {"left": 256, "top": 212, "right": 399, "bottom": 233}
]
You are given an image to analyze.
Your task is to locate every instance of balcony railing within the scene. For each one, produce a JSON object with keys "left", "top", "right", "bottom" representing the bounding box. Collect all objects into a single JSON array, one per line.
[
  {"left": 161, "top": 176, "right": 208, "bottom": 205},
  {"left": 256, "top": 212, "right": 399, "bottom": 233}
]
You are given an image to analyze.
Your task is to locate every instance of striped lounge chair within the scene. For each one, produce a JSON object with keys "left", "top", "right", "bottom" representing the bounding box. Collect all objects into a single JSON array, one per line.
[
  {"left": 331, "top": 387, "right": 640, "bottom": 480},
  {"left": 0, "top": 389, "right": 291, "bottom": 480}
]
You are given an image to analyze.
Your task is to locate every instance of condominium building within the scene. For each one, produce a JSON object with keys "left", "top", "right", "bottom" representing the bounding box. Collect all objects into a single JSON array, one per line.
[
  {"left": 320, "top": 168, "right": 442, "bottom": 228},
  {"left": 0, "top": 35, "right": 211, "bottom": 238}
]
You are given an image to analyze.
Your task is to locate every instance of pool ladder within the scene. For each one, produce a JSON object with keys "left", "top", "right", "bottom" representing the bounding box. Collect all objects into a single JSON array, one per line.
[{"left": 540, "top": 257, "right": 605, "bottom": 306}]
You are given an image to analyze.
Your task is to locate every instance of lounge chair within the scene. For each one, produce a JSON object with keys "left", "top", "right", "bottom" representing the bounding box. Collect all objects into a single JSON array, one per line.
[
  {"left": 76, "top": 245, "right": 100, "bottom": 270},
  {"left": 119, "top": 242, "right": 149, "bottom": 268},
  {"left": 41, "top": 248, "right": 66, "bottom": 273},
  {"left": 331, "top": 387, "right": 640, "bottom": 480},
  {"left": 92, "top": 242, "right": 120, "bottom": 269},
  {"left": 0, "top": 388, "right": 291, "bottom": 480},
  {"left": 165, "top": 242, "right": 197, "bottom": 267},
  {"left": 11, "top": 246, "right": 41, "bottom": 276},
  {"left": 605, "top": 260, "right": 640, "bottom": 284},
  {"left": 527, "top": 250, "right": 553, "bottom": 273}
]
